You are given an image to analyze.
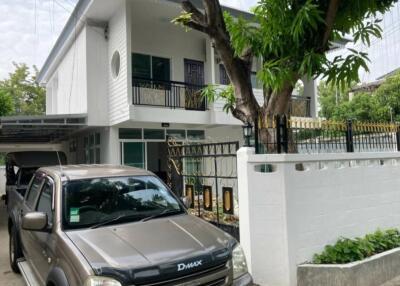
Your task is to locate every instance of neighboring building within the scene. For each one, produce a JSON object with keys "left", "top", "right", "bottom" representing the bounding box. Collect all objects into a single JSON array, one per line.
[{"left": 3, "top": 0, "right": 318, "bottom": 173}]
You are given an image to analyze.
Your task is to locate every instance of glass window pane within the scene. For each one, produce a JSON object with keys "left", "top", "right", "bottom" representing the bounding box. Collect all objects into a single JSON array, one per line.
[
  {"left": 119, "top": 128, "right": 142, "bottom": 139},
  {"left": 144, "top": 129, "right": 165, "bottom": 140},
  {"left": 37, "top": 181, "right": 53, "bottom": 223},
  {"left": 152, "top": 56, "right": 170, "bottom": 82},
  {"left": 166, "top": 129, "right": 186, "bottom": 140},
  {"left": 123, "top": 142, "right": 145, "bottom": 169},
  {"left": 89, "top": 134, "right": 95, "bottom": 146},
  {"left": 26, "top": 177, "right": 43, "bottom": 209},
  {"left": 95, "top": 148, "right": 101, "bottom": 164},
  {"left": 187, "top": 130, "right": 205, "bottom": 140},
  {"left": 95, "top": 133, "right": 101, "bottom": 145},
  {"left": 84, "top": 137, "right": 88, "bottom": 148},
  {"left": 219, "top": 65, "right": 230, "bottom": 85},
  {"left": 89, "top": 149, "right": 94, "bottom": 164},
  {"left": 132, "top": 53, "right": 151, "bottom": 79}
]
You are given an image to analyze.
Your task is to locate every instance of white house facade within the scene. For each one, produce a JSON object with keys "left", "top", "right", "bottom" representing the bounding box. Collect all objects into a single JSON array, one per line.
[{"left": 33, "top": 0, "right": 318, "bottom": 177}]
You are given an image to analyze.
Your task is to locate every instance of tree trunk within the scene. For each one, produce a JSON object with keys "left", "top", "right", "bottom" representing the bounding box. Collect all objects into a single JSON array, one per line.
[{"left": 178, "top": 0, "right": 297, "bottom": 150}]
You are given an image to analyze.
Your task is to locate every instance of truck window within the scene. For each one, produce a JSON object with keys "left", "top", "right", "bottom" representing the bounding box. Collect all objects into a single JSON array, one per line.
[
  {"left": 63, "top": 176, "right": 183, "bottom": 229},
  {"left": 18, "top": 168, "right": 37, "bottom": 186},
  {"left": 25, "top": 176, "right": 44, "bottom": 209},
  {"left": 37, "top": 180, "right": 54, "bottom": 224}
]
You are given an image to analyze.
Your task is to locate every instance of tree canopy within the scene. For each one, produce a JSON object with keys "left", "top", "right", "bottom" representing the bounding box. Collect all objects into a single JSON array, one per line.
[
  {"left": 174, "top": 0, "right": 398, "bottom": 130},
  {"left": 319, "top": 72, "right": 400, "bottom": 122},
  {"left": 0, "top": 90, "right": 14, "bottom": 117},
  {"left": 0, "top": 63, "right": 45, "bottom": 116}
]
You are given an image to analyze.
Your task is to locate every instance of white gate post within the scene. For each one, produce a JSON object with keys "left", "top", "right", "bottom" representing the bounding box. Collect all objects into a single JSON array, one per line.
[{"left": 237, "top": 147, "right": 256, "bottom": 273}]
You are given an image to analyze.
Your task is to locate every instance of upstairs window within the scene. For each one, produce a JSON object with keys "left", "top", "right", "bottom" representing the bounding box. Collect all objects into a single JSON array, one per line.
[
  {"left": 132, "top": 53, "right": 170, "bottom": 82},
  {"left": 219, "top": 65, "right": 230, "bottom": 85},
  {"left": 132, "top": 53, "right": 151, "bottom": 79}
]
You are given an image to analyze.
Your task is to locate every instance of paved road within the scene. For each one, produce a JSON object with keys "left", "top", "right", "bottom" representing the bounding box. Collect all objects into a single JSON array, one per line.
[{"left": 0, "top": 201, "right": 24, "bottom": 286}]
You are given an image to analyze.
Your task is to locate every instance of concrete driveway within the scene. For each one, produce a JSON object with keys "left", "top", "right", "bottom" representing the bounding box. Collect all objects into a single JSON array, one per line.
[
  {"left": 1, "top": 198, "right": 400, "bottom": 286},
  {"left": 0, "top": 201, "right": 24, "bottom": 286}
]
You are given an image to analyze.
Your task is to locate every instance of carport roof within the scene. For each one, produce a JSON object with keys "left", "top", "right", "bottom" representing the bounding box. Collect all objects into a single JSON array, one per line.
[{"left": 0, "top": 114, "right": 87, "bottom": 143}]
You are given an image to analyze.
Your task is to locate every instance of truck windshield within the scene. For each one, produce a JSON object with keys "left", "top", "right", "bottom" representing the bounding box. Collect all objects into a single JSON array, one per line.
[{"left": 63, "top": 176, "right": 184, "bottom": 229}]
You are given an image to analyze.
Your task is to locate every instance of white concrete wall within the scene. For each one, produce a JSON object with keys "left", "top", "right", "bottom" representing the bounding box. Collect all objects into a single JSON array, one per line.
[
  {"left": 108, "top": 0, "right": 130, "bottom": 125},
  {"left": 303, "top": 78, "right": 318, "bottom": 118},
  {"left": 238, "top": 149, "right": 400, "bottom": 286},
  {"left": 0, "top": 166, "right": 5, "bottom": 196},
  {"left": 46, "top": 27, "right": 87, "bottom": 115}
]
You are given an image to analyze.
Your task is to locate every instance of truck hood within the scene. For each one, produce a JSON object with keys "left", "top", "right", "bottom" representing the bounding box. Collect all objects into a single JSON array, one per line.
[{"left": 66, "top": 214, "right": 235, "bottom": 284}]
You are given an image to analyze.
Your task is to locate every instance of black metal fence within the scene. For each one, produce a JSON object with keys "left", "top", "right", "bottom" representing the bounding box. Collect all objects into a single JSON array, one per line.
[
  {"left": 167, "top": 140, "right": 240, "bottom": 240},
  {"left": 132, "top": 77, "right": 207, "bottom": 111},
  {"left": 256, "top": 115, "right": 400, "bottom": 154}
]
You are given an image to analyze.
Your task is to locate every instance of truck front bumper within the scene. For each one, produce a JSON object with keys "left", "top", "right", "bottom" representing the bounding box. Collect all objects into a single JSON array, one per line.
[{"left": 233, "top": 273, "right": 253, "bottom": 286}]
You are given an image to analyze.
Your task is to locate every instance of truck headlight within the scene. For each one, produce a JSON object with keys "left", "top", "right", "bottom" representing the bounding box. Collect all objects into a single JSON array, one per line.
[
  {"left": 232, "top": 244, "right": 248, "bottom": 279},
  {"left": 84, "top": 276, "right": 122, "bottom": 286}
]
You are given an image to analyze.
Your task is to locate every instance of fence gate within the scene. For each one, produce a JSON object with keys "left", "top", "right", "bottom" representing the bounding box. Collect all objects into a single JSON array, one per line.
[{"left": 167, "top": 139, "right": 240, "bottom": 240}]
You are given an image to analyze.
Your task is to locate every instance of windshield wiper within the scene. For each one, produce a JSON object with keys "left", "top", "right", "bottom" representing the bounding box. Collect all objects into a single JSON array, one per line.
[
  {"left": 90, "top": 214, "right": 144, "bottom": 229},
  {"left": 141, "top": 209, "right": 184, "bottom": 222}
]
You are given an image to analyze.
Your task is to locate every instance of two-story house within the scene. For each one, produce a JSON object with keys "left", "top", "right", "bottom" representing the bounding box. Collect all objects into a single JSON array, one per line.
[{"left": 32, "top": 0, "right": 318, "bottom": 177}]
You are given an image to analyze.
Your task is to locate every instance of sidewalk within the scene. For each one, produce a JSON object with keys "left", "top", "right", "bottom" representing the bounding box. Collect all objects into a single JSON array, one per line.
[{"left": 383, "top": 277, "right": 400, "bottom": 286}]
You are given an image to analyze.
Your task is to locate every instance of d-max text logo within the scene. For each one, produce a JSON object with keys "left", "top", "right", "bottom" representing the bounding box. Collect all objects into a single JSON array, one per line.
[{"left": 177, "top": 260, "right": 203, "bottom": 271}]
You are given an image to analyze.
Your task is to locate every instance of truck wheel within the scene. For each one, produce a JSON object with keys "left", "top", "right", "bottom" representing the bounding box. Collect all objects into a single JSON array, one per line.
[{"left": 9, "top": 226, "right": 22, "bottom": 273}]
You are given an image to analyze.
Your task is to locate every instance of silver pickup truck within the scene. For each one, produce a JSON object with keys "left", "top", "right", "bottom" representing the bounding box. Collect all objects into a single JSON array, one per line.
[{"left": 7, "top": 164, "right": 253, "bottom": 286}]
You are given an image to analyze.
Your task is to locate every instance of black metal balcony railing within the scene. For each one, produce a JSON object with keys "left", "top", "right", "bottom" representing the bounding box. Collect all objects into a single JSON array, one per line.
[
  {"left": 289, "top": 96, "right": 311, "bottom": 117},
  {"left": 132, "top": 77, "right": 207, "bottom": 111}
]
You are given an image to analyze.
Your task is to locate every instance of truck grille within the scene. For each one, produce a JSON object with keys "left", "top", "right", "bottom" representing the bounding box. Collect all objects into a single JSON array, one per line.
[{"left": 136, "top": 262, "right": 229, "bottom": 286}]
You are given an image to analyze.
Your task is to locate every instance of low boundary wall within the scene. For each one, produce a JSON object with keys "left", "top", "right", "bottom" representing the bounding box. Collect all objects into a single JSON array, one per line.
[{"left": 237, "top": 148, "right": 400, "bottom": 286}]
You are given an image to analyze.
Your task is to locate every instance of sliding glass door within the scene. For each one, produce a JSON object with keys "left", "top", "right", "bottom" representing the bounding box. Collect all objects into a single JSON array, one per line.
[{"left": 122, "top": 142, "right": 146, "bottom": 169}]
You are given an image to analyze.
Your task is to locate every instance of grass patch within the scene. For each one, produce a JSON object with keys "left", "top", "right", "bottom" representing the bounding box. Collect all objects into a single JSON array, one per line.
[{"left": 313, "top": 229, "right": 400, "bottom": 264}]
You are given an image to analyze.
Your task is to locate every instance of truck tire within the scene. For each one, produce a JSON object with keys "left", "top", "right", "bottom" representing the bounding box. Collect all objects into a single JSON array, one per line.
[{"left": 9, "top": 226, "right": 22, "bottom": 273}]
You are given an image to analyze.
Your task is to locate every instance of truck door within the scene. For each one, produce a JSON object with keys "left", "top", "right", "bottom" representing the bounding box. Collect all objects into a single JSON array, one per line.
[
  {"left": 30, "top": 177, "right": 55, "bottom": 283},
  {"left": 20, "top": 173, "right": 45, "bottom": 282}
]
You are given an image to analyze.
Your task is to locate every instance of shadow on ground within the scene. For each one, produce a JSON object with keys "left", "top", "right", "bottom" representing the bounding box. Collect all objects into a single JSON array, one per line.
[{"left": 0, "top": 201, "right": 24, "bottom": 286}]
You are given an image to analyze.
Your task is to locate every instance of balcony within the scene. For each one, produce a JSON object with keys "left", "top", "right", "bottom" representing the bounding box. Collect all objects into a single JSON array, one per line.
[
  {"left": 289, "top": 96, "right": 311, "bottom": 117},
  {"left": 132, "top": 77, "right": 207, "bottom": 111}
]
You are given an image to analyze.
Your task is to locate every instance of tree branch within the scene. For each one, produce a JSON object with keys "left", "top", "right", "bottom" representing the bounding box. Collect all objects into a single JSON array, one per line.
[
  {"left": 182, "top": 1, "right": 206, "bottom": 26},
  {"left": 321, "top": 0, "right": 341, "bottom": 50}
]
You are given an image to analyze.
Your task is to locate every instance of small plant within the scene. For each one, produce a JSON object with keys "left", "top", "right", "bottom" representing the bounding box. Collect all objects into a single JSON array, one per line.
[{"left": 313, "top": 229, "right": 400, "bottom": 264}]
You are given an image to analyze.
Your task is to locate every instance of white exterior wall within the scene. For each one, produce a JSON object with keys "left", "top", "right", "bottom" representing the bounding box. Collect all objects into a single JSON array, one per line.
[
  {"left": 238, "top": 149, "right": 400, "bottom": 286},
  {"left": 303, "top": 78, "right": 318, "bottom": 118},
  {"left": 205, "top": 126, "right": 243, "bottom": 144},
  {"left": 86, "top": 26, "right": 109, "bottom": 126},
  {"left": 108, "top": 0, "right": 130, "bottom": 125},
  {"left": 130, "top": 1, "right": 208, "bottom": 83},
  {"left": 100, "top": 127, "right": 120, "bottom": 165},
  {"left": 46, "top": 27, "right": 88, "bottom": 115}
]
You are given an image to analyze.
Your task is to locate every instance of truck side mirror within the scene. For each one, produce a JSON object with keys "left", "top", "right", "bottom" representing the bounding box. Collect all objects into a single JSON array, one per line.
[
  {"left": 22, "top": 212, "right": 49, "bottom": 232},
  {"left": 181, "top": 196, "right": 192, "bottom": 209}
]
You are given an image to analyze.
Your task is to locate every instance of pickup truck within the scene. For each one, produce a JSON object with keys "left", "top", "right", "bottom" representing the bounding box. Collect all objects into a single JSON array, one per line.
[
  {"left": 7, "top": 165, "right": 253, "bottom": 286},
  {"left": 5, "top": 151, "right": 67, "bottom": 201}
]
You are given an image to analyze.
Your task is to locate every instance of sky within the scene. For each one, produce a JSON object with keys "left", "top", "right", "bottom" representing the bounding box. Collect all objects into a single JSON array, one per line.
[
  {"left": 0, "top": 0, "right": 257, "bottom": 80},
  {"left": 1, "top": 0, "right": 398, "bottom": 84}
]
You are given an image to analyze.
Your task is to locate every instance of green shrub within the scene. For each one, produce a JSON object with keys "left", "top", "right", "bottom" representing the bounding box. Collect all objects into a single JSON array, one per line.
[{"left": 313, "top": 229, "right": 400, "bottom": 264}]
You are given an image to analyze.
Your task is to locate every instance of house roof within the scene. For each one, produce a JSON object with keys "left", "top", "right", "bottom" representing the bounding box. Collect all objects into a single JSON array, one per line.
[
  {"left": 37, "top": 0, "right": 254, "bottom": 84},
  {"left": 0, "top": 114, "right": 87, "bottom": 143}
]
